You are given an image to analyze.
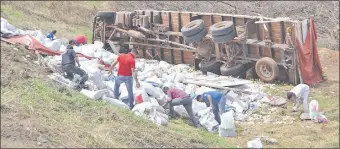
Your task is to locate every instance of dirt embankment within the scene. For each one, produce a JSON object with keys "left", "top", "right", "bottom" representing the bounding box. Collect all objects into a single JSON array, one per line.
[{"left": 1, "top": 43, "right": 51, "bottom": 148}]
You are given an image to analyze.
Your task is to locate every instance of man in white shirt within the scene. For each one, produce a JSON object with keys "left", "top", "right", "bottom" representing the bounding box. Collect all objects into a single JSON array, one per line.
[{"left": 287, "top": 84, "right": 310, "bottom": 113}]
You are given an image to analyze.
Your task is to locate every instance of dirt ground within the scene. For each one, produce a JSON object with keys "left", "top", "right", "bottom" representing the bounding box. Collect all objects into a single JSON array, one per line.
[
  {"left": 0, "top": 43, "right": 53, "bottom": 148},
  {"left": 314, "top": 48, "right": 339, "bottom": 98}
]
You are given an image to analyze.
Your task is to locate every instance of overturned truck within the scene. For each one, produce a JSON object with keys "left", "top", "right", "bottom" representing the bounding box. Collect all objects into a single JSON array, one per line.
[{"left": 92, "top": 10, "right": 308, "bottom": 84}]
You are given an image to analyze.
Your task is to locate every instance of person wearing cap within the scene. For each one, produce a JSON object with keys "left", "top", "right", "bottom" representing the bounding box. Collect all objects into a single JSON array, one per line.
[
  {"left": 287, "top": 84, "right": 310, "bottom": 113},
  {"left": 61, "top": 41, "right": 88, "bottom": 89},
  {"left": 47, "top": 30, "right": 57, "bottom": 40},
  {"left": 109, "top": 48, "right": 140, "bottom": 110},
  {"left": 163, "top": 87, "right": 198, "bottom": 128},
  {"left": 71, "top": 35, "right": 87, "bottom": 46},
  {"left": 196, "top": 91, "right": 228, "bottom": 124}
]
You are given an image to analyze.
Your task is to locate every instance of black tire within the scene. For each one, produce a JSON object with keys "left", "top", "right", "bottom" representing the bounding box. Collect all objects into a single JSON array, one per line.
[
  {"left": 199, "top": 60, "right": 222, "bottom": 75},
  {"left": 184, "top": 28, "right": 207, "bottom": 43},
  {"left": 255, "top": 57, "right": 279, "bottom": 83},
  {"left": 181, "top": 19, "right": 205, "bottom": 37},
  {"left": 96, "top": 11, "right": 115, "bottom": 19},
  {"left": 212, "top": 29, "right": 236, "bottom": 43},
  {"left": 210, "top": 21, "right": 234, "bottom": 36},
  {"left": 250, "top": 66, "right": 259, "bottom": 79},
  {"left": 220, "top": 64, "right": 246, "bottom": 77}
]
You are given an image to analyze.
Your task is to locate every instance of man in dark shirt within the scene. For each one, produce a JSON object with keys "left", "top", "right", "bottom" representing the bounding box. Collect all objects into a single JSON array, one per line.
[
  {"left": 163, "top": 87, "right": 198, "bottom": 128},
  {"left": 61, "top": 42, "right": 88, "bottom": 88}
]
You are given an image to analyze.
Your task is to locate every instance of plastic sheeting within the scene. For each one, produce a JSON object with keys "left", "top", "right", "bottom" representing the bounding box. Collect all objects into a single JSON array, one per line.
[{"left": 295, "top": 16, "right": 324, "bottom": 85}]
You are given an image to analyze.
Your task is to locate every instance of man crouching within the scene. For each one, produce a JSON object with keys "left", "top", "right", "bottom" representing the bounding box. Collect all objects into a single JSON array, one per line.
[
  {"left": 61, "top": 43, "right": 88, "bottom": 89},
  {"left": 163, "top": 87, "right": 198, "bottom": 128}
]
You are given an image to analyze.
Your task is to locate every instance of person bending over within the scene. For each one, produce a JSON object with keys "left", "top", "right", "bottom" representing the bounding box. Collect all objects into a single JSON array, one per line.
[{"left": 163, "top": 87, "right": 198, "bottom": 128}]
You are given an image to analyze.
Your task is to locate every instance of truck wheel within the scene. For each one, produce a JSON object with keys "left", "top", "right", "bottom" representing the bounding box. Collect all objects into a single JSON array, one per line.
[
  {"left": 210, "top": 21, "right": 235, "bottom": 36},
  {"left": 255, "top": 57, "right": 279, "bottom": 82},
  {"left": 184, "top": 28, "right": 207, "bottom": 43},
  {"left": 220, "top": 64, "right": 246, "bottom": 77},
  {"left": 212, "top": 29, "right": 236, "bottom": 43},
  {"left": 199, "top": 60, "right": 222, "bottom": 75},
  {"left": 181, "top": 19, "right": 205, "bottom": 37}
]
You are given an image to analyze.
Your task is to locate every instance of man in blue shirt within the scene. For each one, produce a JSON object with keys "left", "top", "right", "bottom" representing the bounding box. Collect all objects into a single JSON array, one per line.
[
  {"left": 47, "top": 30, "right": 57, "bottom": 40},
  {"left": 196, "top": 91, "right": 228, "bottom": 124}
]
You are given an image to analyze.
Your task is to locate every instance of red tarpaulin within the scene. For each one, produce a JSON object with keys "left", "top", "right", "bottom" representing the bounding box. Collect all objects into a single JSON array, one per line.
[
  {"left": 1, "top": 34, "right": 111, "bottom": 68},
  {"left": 295, "top": 16, "right": 324, "bottom": 85}
]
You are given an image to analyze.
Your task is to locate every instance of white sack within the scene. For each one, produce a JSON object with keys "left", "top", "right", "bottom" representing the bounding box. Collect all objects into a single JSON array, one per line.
[
  {"left": 59, "top": 44, "right": 67, "bottom": 52},
  {"left": 247, "top": 138, "right": 263, "bottom": 148},
  {"left": 185, "top": 84, "right": 198, "bottom": 94},
  {"left": 104, "top": 81, "right": 115, "bottom": 90},
  {"left": 220, "top": 110, "right": 236, "bottom": 130},
  {"left": 89, "top": 70, "right": 105, "bottom": 90},
  {"left": 142, "top": 82, "right": 162, "bottom": 98},
  {"left": 174, "top": 105, "right": 189, "bottom": 118},
  {"left": 136, "top": 62, "right": 146, "bottom": 71},
  {"left": 145, "top": 76, "right": 163, "bottom": 87},
  {"left": 309, "top": 100, "right": 319, "bottom": 121},
  {"left": 132, "top": 102, "right": 149, "bottom": 116},
  {"left": 81, "top": 45, "right": 97, "bottom": 57},
  {"left": 119, "top": 84, "right": 129, "bottom": 100},
  {"left": 80, "top": 89, "right": 109, "bottom": 100},
  {"left": 133, "top": 87, "right": 151, "bottom": 103},
  {"left": 198, "top": 107, "right": 219, "bottom": 132},
  {"left": 166, "top": 73, "right": 177, "bottom": 83},
  {"left": 73, "top": 46, "right": 82, "bottom": 53},
  {"left": 195, "top": 86, "right": 216, "bottom": 95},
  {"left": 174, "top": 73, "right": 185, "bottom": 83},
  {"left": 148, "top": 107, "right": 169, "bottom": 126},
  {"left": 192, "top": 100, "right": 207, "bottom": 115},
  {"left": 102, "top": 54, "right": 118, "bottom": 65},
  {"left": 1, "top": 18, "right": 16, "bottom": 34},
  {"left": 159, "top": 61, "right": 171, "bottom": 71},
  {"left": 150, "top": 97, "right": 160, "bottom": 107},
  {"left": 162, "top": 82, "right": 175, "bottom": 89},
  {"left": 155, "top": 93, "right": 167, "bottom": 106},
  {"left": 103, "top": 95, "right": 129, "bottom": 109}
]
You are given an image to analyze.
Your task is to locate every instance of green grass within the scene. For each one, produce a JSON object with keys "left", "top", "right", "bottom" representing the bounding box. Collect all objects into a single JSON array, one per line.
[
  {"left": 1, "top": 5, "right": 24, "bottom": 21},
  {"left": 1, "top": 78, "right": 235, "bottom": 148}
]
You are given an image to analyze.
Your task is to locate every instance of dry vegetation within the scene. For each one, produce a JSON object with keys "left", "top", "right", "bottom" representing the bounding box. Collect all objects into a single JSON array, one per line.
[
  {"left": 1, "top": 1, "right": 339, "bottom": 50},
  {"left": 1, "top": 1, "right": 339, "bottom": 148}
]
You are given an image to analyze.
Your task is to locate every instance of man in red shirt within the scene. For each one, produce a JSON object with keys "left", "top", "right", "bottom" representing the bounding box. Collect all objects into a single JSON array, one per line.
[
  {"left": 72, "top": 35, "right": 87, "bottom": 46},
  {"left": 109, "top": 48, "right": 140, "bottom": 109},
  {"left": 163, "top": 87, "right": 198, "bottom": 128}
]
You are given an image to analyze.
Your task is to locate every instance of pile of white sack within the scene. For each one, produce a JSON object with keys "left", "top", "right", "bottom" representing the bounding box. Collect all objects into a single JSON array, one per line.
[
  {"left": 2, "top": 17, "right": 269, "bottom": 131},
  {"left": 45, "top": 50, "right": 267, "bottom": 130}
]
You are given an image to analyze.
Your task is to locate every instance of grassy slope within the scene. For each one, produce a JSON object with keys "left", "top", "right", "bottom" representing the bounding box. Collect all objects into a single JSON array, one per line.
[
  {"left": 0, "top": 1, "right": 234, "bottom": 148},
  {"left": 1, "top": 78, "right": 232, "bottom": 148},
  {"left": 1, "top": 1, "right": 339, "bottom": 148}
]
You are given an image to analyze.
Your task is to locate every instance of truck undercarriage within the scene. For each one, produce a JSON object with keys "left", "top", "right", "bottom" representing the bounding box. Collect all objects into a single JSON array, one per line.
[{"left": 92, "top": 10, "right": 304, "bottom": 84}]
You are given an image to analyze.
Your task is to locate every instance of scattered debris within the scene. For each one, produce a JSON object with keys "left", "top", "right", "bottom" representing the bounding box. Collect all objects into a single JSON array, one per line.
[
  {"left": 256, "top": 136, "right": 278, "bottom": 145},
  {"left": 269, "top": 96, "right": 287, "bottom": 107},
  {"left": 300, "top": 113, "right": 311, "bottom": 120},
  {"left": 247, "top": 138, "right": 263, "bottom": 148}
]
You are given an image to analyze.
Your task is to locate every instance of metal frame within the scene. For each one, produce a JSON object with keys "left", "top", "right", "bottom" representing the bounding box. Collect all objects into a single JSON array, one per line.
[{"left": 92, "top": 10, "right": 302, "bottom": 84}]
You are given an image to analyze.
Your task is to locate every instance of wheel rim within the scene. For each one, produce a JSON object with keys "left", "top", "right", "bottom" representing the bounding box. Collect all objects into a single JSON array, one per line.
[{"left": 260, "top": 64, "right": 272, "bottom": 78}]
